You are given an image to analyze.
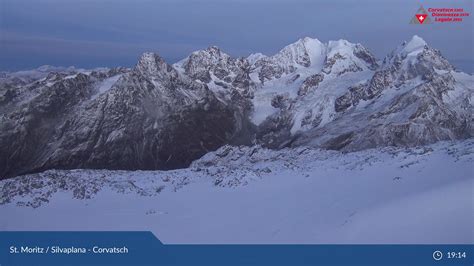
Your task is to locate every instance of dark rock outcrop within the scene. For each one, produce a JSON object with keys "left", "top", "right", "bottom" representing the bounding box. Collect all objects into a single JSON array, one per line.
[{"left": 0, "top": 53, "right": 247, "bottom": 179}]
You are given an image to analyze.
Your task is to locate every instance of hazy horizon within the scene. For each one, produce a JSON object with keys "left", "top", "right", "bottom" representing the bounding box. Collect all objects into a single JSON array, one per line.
[{"left": 1, "top": 0, "right": 472, "bottom": 72}]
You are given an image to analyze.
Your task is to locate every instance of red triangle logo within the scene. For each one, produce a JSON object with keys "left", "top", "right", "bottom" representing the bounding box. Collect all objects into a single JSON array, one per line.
[{"left": 416, "top": 14, "right": 427, "bottom": 24}]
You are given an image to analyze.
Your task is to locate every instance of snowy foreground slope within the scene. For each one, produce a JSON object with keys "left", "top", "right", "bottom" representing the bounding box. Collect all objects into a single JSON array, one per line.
[{"left": 1, "top": 140, "right": 473, "bottom": 244}]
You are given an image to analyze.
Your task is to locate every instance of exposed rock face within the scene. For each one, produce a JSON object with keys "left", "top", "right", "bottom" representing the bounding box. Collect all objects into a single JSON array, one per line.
[
  {"left": 334, "top": 84, "right": 365, "bottom": 112},
  {"left": 250, "top": 37, "right": 326, "bottom": 83},
  {"left": 291, "top": 36, "right": 472, "bottom": 151},
  {"left": 350, "top": 73, "right": 471, "bottom": 149},
  {"left": 173, "top": 46, "right": 257, "bottom": 145},
  {"left": 248, "top": 37, "right": 379, "bottom": 145},
  {"left": 322, "top": 40, "right": 378, "bottom": 75},
  {"left": 353, "top": 44, "right": 379, "bottom": 70},
  {"left": 0, "top": 35, "right": 472, "bottom": 179},
  {"left": 0, "top": 53, "right": 245, "bottom": 178},
  {"left": 256, "top": 111, "right": 294, "bottom": 149},
  {"left": 334, "top": 37, "right": 455, "bottom": 114},
  {"left": 245, "top": 36, "right": 471, "bottom": 151},
  {"left": 298, "top": 74, "right": 324, "bottom": 96},
  {"left": 174, "top": 46, "right": 254, "bottom": 99}
]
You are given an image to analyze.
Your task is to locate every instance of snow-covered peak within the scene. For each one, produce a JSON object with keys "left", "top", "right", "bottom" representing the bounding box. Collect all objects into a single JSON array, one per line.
[
  {"left": 248, "top": 37, "right": 328, "bottom": 83},
  {"left": 327, "top": 39, "right": 355, "bottom": 57},
  {"left": 247, "top": 53, "right": 267, "bottom": 65},
  {"left": 174, "top": 46, "right": 233, "bottom": 75},
  {"left": 282, "top": 37, "right": 319, "bottom": 50},
  {"left": 250, "top": 37, "right": 377, "bottom": 82},
  {"left": 172, "top": 45, "right": 254, "bottom": 99},
  {"left": 133, "top": 52, "right": 183, "bottom": 86},
  {"left": 136, "top": 52, "right": 173, "bottom": 76},
  {"left": 137, "top": 52, "right": 164, "bottom": 69},
  {"left": 322, "top": 39, "right": 378, "bottom": 75},
  {"left": 207, "top": 45, "right": 221, "bottom": 53},
  {"left": 183, "top": 46, "right": 231, "bottom": 65},
  {"left": 205, "top": 46, "right": 228, "bottom": 59},
  {"left": 274, "top": 37, "right": 326, "bottom": 68},
  {"left": 380, "top": 35, "right": 452, "bottom": 80},
  {"left": 295, "top": 37, "right": 324, "bottom": 49},
  {"left": 386, "top": 35, "right": 429, "bottom": 63},
  {"left": 401, "top": 35, "right": 427, "bottom": 55}
]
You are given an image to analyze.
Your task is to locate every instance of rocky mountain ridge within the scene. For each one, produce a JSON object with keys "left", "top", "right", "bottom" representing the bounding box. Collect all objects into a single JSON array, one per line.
[{"left": 0, "top": 35, "right": 472, "bottom": 179}]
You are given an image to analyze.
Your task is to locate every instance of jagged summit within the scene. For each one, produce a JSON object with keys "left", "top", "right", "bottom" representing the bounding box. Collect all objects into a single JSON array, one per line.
[
  {"left": 279, "top": 37, "right": 325, "bottom": 67},
  {"left": 323, "top": 39, "right": 378, "bottom": 74},
  {"left": 327, "top": 39, "right": 353, "bottom": 53},
  {"left": 204, "top": 45, "right": 227, "bottom": 57},
  {"left": 247, "top": 37, "right": 379, "bottom": 84},
  {"left": 173, "top": 45, "right": 235, "bottom": 83},
  {"left": 380, "top": 35, "right": 453, "bottom": 81},
  {"left": 172, "top": 45, "right": 253, "bottom": 102},
  {"left": 400, "top": 35, "right": 428, "bottom": 54},
  {"left": 177, "top": 45, "right": 230, "bottom": 64},
  {"left": 136, "top": 52, "right": 171, "bottom": 74},
  {"left": 385, "top": 35, "right": 429, "bottom": 61},
  {"left": 266, "top": 37, "right": 326, "bottom": 69}
]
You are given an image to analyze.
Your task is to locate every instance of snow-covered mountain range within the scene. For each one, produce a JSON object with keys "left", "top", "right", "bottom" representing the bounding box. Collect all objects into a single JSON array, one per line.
[
  {"left": 1, "top": 35, "right": 472, "bottom": 179},
  {"left": 0, "top": 35, "right": 473, "bottom": 243}
]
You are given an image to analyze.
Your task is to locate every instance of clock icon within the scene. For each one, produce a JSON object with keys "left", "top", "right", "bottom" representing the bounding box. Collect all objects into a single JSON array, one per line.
[{"left": 433, "top": 250, "right": 443, "bottom": 261}]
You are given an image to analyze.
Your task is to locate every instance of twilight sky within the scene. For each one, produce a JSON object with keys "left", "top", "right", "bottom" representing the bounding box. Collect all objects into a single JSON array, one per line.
[{"left": 0, "top": 0, "right": 472, "bottom": 72}]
